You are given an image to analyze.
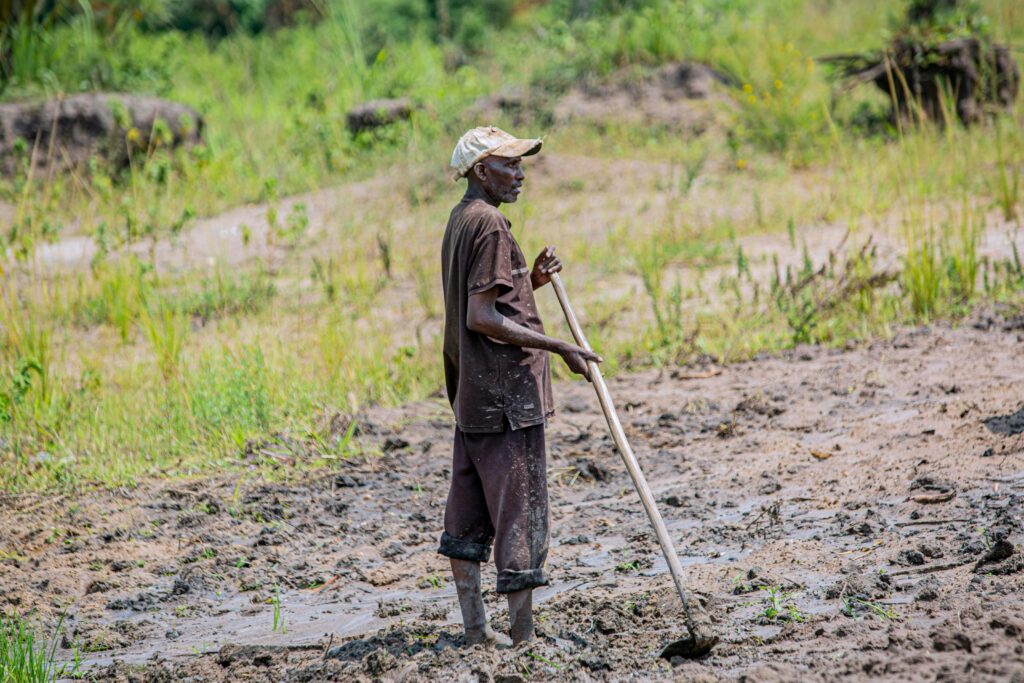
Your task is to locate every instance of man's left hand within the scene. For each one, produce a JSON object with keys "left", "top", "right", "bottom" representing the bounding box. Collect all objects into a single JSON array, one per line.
[{"left": 531, "top": 246, "right": 562, "bottom": 289}]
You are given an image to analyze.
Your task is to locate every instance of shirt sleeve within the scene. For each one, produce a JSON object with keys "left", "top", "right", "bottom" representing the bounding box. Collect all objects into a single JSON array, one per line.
[{"left": 467, "top": 226, "right": 514, "bottom": 296}]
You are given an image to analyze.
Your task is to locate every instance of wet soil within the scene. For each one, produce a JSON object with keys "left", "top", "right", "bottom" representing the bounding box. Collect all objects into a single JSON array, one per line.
[{"left": 2, "top": 322, "right": 1023, "bottom": 682}]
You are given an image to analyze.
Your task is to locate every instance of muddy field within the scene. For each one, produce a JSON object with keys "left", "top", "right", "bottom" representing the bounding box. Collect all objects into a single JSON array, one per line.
[{"left": 2, "top": 315, "right": 1023, "bottom": 682}]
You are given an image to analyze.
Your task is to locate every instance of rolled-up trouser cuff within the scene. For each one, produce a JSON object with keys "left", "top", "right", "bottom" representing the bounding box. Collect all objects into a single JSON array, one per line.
[
  {"left": 437, "top": 531, "right": 491, "bottom": 563},
  {"left": 497, "top": 568, "right": 549, "bottom": 593}
]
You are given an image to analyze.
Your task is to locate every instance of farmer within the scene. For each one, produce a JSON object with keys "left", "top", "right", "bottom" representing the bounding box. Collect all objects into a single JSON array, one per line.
[{"left": 438, "top": 126, "right": 602, "bottom": 646}]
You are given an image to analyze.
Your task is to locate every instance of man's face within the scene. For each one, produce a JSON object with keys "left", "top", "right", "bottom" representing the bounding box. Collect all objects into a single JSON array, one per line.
[{"left": 474, "top": 155, "right": 525, "bottom": 204}]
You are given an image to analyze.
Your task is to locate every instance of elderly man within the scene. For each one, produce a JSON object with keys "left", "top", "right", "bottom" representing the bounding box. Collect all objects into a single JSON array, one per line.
[{"left": 437, "top": 127, "right": 601, "bottom": 645}]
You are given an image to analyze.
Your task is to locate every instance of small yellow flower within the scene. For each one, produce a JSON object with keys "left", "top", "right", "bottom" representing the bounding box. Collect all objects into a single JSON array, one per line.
[
  {"left": 126, "top": 127, "right": 140, "bottom": 143},
  {"left": 737, "top": 159, "right": 747, "bottom": 170},
  {"left": 742, "top": 83, "right": 753, "bottom": 94},
  {"left": 774, "top": 79, "right": 783, "bottom": 91},
  {"left": 747, "top": 94, "right": 757, "bottom": 104},
  {"left": 806, "top": 57, "right": 815, "bottom": 73}
]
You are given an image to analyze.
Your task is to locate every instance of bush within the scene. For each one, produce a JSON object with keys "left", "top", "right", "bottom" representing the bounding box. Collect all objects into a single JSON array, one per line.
[
  {"left": 1, "top": 3, "right": 183, "bottom": 96},
  {"left": 164, "top": 0, "right": 323, "bottom": 37}
]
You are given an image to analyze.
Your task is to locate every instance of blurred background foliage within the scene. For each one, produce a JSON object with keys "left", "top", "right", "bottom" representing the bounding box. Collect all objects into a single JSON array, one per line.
[
  {"left": 0, "top": 0, "right": 886, "bottom": 97},
  {"left": 0, "top": 0, "right": 1022, "bottom": 490},
  {"left": 1, "top": 1, "right": 1018, "bottom": 221}
]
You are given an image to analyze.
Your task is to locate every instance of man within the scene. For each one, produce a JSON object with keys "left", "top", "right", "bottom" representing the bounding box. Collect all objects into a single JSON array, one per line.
[{"left": 438, "top": 126, "right": 602, "bottom": 646}]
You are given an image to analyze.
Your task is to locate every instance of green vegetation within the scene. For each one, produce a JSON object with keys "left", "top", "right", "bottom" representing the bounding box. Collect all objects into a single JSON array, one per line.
[
  {"left": 1, "top": 0, "right": 1023, "bottom": 491},
  {"left": 756, "top": 586, "right": 806, "bottom": 623},
  {"left": 419, "top": 572, "right": 444, "bottom": 589},
  {"left": 0, "top": 612, "right": 74, "bottom": 682},
  {"left": 271, "top": 584, "right": 286, "bottom": 633},
  {"left": 615, "top": 559, "right": 641, "bottom": 573},
  {"left": 842, "top": 597, "right": 900, "bottom": 621}
]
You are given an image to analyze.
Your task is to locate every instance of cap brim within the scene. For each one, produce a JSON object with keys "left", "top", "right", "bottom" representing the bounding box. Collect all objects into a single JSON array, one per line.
[
  {"left": 452, "top": 137, "right": 543, "bottom": 181},
  {"left": 491, "top": 138, "right": 542, "bottom": 158}
]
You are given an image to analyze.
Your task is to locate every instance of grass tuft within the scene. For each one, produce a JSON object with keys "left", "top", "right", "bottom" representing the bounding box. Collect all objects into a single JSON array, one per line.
[{"left": 0, "top": 612, "right": 73, "bottom": 683}]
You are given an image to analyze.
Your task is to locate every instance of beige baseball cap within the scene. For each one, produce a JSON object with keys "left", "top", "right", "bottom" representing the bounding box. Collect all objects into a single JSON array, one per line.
[{"left": 450, "top": 126, "right": 542, "bottom": 181}]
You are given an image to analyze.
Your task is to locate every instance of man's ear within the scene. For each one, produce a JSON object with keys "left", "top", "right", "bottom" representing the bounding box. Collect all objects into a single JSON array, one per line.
[{"left": 472, "top": 161, "right": 487, "bottom": 182}]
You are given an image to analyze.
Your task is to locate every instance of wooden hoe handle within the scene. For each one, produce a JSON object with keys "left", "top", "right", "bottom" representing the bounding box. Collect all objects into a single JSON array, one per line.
[{"left": 549, "top": 271, "right": 704, "bottom": 641}]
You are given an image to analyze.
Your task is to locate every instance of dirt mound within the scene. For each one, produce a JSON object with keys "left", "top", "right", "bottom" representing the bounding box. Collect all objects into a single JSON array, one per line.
[
  {"left": 0, "top": 93, "right": 203, "bottom": 174},
  {"left": 346, "top": 97, "right": 414, "bottom": 135},
  {"left": 553, "top": 62, "right": 732, "bottom": 132}
]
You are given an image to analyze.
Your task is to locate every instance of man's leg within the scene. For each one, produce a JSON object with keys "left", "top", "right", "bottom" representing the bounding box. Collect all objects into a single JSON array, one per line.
[
  {"left": 450, "top": 558, "right": 497, "bottom": 645},
  {"left": 506, "top": 588, "right": 533, "bottom": 644},
  {"left": 470, "top": 423, "right": 550, "bottom": 645},
  {"left": 437, "top": 428, "right": 499, "bottom": 646}
]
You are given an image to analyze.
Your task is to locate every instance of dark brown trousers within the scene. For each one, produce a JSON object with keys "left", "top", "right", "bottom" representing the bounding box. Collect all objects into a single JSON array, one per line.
[{"left": 437, "top": 423, "right": 550, "bottom": 593}]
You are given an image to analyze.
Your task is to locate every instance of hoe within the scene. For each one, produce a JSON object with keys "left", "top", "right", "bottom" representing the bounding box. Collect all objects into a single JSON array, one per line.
[{"left": 551, "top": 272, "right": 718, "bottom": 659}]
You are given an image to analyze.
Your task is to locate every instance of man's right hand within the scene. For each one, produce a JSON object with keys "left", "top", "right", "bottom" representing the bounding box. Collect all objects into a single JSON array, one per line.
[{"left": 558, "top": 343, "right": 603, "bottom": 382}]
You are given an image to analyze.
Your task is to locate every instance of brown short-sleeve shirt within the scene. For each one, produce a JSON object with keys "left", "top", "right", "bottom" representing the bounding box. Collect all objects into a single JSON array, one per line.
[{"left": 441, "top": 197, "right": 554, "bottom": 433}]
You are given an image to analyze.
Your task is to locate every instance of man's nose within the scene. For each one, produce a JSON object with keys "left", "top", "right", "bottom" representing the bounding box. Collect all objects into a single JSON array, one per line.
[{"left": 515, "top": 167, "right": 525, "bottom": 180}]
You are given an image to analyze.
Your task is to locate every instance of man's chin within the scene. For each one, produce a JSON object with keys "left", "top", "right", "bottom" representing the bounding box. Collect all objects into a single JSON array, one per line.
[{"left": 504, "top": 194, "right": 520, "bottom": 203}]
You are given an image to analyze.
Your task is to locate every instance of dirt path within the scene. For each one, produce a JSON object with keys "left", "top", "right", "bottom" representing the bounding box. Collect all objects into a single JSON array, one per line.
[{"left": 1, "top": 317, "right": 1022, "bottom": 681}]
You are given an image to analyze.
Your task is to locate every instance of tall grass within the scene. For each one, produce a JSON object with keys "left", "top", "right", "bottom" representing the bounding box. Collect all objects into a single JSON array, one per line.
[
  {"left": 992, "top": 115, "right": 1021, "bottom": 223},
  {"left": 902, "top": 225, "right": 943, "bottom": 319},
  {"left": 901, "top": 199, "right": 985, "bottom": 320},
  {"left": 946, "top": 207, "right": 982, "bottom": 303},
  {"left": 0, "top": 612, "right": 67, "bottom": 683},
  {"left": 141, "top": 300, "right": 189, "bottom": 380},
  {"left": 78, "top": 258, "right": 152, "bottom": 343}
]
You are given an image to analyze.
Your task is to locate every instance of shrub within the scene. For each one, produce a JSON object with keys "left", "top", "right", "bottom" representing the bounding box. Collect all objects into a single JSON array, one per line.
[
  {"left": 164, "top": 0, "right": 323, "bottom": 37},
  {"left": 721, "top": 28, "right": 831, "bottom": 163}
]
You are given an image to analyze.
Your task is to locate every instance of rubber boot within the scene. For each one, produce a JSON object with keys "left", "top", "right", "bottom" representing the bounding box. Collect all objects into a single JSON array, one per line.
[{"left": 507, "top": 588, "right": 534, "bottom": 645}]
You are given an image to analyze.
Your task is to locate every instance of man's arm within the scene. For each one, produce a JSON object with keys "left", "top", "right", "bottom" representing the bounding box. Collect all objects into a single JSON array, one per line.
[{"left": 467, "top": 287, "right": 601, "bottom": 380}]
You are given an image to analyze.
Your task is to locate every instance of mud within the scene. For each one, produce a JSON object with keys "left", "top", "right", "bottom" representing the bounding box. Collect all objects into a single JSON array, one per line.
[{"left": 2, "top": 322, "right": 1023, "bottom": 681}]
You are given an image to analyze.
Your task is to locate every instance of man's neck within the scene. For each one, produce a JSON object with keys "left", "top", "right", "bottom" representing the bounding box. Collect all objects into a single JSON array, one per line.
[{"left": 463, "top": 181, "right": 500, "bottom": 208}]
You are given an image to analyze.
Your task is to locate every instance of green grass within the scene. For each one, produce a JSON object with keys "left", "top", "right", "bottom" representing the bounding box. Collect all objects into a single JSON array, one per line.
[
  {"left": 140, "top": 299, "right": 189, "bottom": 380},
  {"left": 0, "top": 612, "right": 73, "bottom": 683},
  {"left": 842, "top": 597, "right": 900, "bottom": 621},
  {"left": 992, "top": 115, "right": 1022, "bottom": 223},
  {"left": 271, "top": 584, "right": 286, "bottom": 633}
]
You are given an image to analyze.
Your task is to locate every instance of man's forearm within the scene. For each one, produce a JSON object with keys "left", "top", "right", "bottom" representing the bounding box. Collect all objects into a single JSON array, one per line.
[{"left": 469, "top": 309, "right": 567, "bottom": 354}]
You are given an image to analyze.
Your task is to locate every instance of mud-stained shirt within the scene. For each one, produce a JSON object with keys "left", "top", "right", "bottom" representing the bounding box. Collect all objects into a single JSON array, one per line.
[{"left": 441, "top": 197, "right": 554, "bottom": 433}]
